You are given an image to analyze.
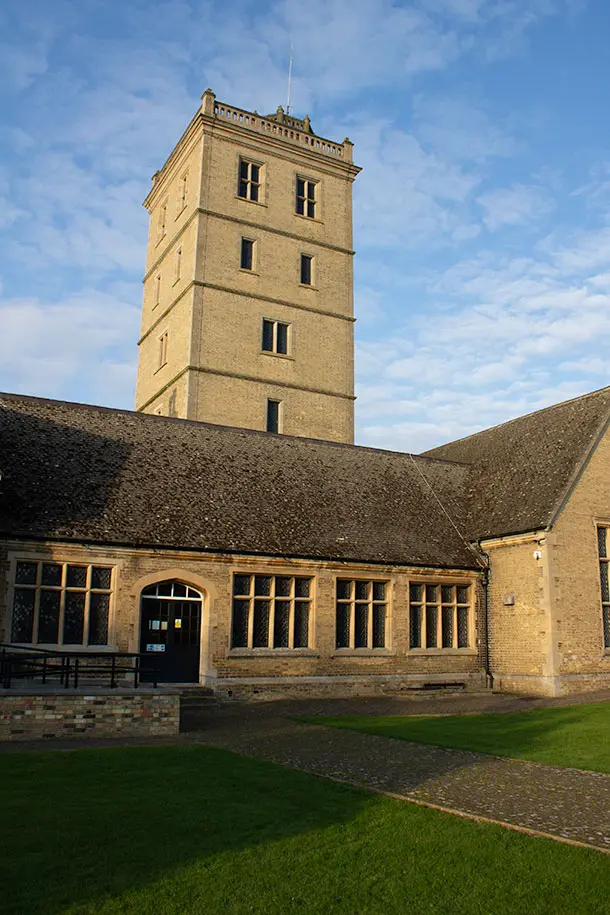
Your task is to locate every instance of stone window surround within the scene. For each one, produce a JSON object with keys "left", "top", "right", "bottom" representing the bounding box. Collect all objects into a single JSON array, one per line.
[
  {"left": 261, "top": 317, "right": 291, "bottom": 357},
  {"left": 596, "top": 524, "right": 610, "bottom": 651},
  {"left": 408, "top": 579, "right": 475, "bottom": 653},
  {"left": 335, "top": 577, "right": 390, "bottom": 651},
  {"left": 237, "top": 156, "right": 264, "bottom": 204},
  {"left": 295, "top": 175, "right": 319, "bottom": 219},
  {"left": 229, "top": 571, "right": 315, "bottom": 652},
  {"left": 7, "top": 555, "right": 116, "bottom": 649}
]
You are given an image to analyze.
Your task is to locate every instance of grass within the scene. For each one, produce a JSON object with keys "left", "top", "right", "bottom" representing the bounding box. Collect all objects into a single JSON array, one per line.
[
  {"left": 1, "top": 745, "right": 609, "bottom": 914},
  {"left": 303, "top": 700, "right": 610, "bottom": 773}
]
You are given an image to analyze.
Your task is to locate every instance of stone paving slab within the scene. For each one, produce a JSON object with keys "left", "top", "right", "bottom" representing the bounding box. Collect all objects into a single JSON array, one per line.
[{"left": 192, "top": 699, "right": 610, "bottom": 852}]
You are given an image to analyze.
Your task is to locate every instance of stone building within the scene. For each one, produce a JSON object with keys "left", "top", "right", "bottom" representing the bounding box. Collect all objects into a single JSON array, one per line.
[{"left": 1, "top": 91, "right": 609, "bottom": 698}]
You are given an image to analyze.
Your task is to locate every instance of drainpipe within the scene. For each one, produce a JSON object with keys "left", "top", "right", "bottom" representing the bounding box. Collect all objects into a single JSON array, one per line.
[{"left": 480, "top": 554, "right": 494, "bottom": 690}]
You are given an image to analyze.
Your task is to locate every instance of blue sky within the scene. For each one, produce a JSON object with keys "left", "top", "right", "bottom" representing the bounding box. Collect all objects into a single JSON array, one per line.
[{"left": 2, "top": 0, "right": 610, "bottom": 451}]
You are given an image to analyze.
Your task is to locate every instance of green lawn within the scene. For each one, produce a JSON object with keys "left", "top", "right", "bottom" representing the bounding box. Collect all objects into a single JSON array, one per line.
[
  {"left": 1, "top": 745, "right": 609, "bottom": 914},
  {"left": 303, "top": 700, "right": 610, "bottom": 773}
]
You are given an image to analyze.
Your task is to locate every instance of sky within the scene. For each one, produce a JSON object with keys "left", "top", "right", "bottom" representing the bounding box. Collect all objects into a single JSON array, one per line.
[{"left": 2, "top": 0, "right": 610, "bottom": 452}]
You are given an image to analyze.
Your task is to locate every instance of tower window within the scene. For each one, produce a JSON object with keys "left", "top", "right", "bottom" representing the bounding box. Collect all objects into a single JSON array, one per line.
[
  {"left": 300, "top": 254, "right": 313, "bottom": 286},
  {"left": 238, "top": 160, "right": 261, "bottom": 202},
  {"left": 241, "top": 238, "right": 254, "bottom": 270},
  {"left": 262, "top": 319, "right": 289, "bottom": 355},
  {"left": 154, "top": 273, "right": 161, "bottom": 308},
  {"left": 174, "top": 247, "right": 182, "bottom": 284},
  {"left": 266, "top": 399, "right": 282, "bottom": 433},
  {"left": 178, "top": 172, "right": 188, "bottom": 213},
  {"left": 158, "top": 331, "right": 169, "bottom": 369},
  {"left": 296, "top": 178, "right": 317, "bottom": 218},
  {"left": 157, "top": 201, "right": 167, "bottom": 242}
]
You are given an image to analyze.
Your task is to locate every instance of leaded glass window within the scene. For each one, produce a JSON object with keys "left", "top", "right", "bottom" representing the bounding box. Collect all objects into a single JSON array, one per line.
[
  {"left": 231, "top": 574, "right": 312, "bottom": 649},
  {"left": 335, "top": 579, "right": 388, "bottom": 649},
  {"left": 597, "top": 527, "right": 610, "bottom": 649},
  {"left": 9, "top": 560, "right": 113, "bottom": 647},
  {"left": 409, "top": 582, "right": 471, "bottom": 650}
]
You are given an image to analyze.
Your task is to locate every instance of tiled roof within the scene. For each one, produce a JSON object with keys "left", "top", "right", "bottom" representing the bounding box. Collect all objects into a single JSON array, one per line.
[
  {"left": 0, "top": 393, "right": 479, "bottom": 569},
  {"left": 424, "top": 387, "right": 610, "bottom": 540}
]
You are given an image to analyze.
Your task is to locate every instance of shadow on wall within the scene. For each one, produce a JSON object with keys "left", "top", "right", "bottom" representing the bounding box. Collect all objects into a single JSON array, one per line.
[{"left": 0, "top": 406, "right": 132, "bottom": 541}]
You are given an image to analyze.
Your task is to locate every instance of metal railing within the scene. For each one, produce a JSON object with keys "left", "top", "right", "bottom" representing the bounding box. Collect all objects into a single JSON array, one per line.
[{"left": 0, "top": 644, "right": 159, "bottom": 690}]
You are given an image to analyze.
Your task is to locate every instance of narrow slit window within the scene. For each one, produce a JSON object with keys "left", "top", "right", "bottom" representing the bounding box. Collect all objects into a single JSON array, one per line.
[
  {"left": 300, "top": 254, "right": 313, "bottom": 286},
  {"left": 174, "top": 247, "right": 182, "bottom": 283},
  {"left": 179, "top": 172, "right": 188, "bottom": 211},
  {"left": 266, "top": 399, "right": 281, "bottom": 433},
  {"left": 157, "top": 202, "right": 167, "bottom": 241},
  {"left": 158, "top": 331, "right": 169, "bottom": 368},
  {"left": 241, "top": 238, "right": 254, "bottom": 270},
  {"left": 154, "top": 273, "right": 161, "bottom": 308}
]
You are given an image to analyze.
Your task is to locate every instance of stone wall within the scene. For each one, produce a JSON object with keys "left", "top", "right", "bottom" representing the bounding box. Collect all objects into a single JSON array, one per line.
[
  {"left": 0, "top": 689, "right": 179, "bottom": 741},
  {"left": 0, "top": 539, "right": 486, "bottom": 698}
]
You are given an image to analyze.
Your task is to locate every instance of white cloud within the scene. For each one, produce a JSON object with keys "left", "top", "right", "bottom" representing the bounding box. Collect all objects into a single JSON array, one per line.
[
  {"left": 477, "top": 183, "right": 554, "bottom": 231},
  {"left": 0, "top": 291, "right": 139, "bottom": 406}
]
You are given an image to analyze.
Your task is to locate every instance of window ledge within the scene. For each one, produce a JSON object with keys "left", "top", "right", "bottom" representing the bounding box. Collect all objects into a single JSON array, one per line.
[
  {"left": 239, "top": 268, "right": 260, "bottom": 276},
  {"left": 153, "top": 362, "right": 168, "bottom": 375},
  {"left": 299, "top": 284, "right": 317, "bottom": 290},
  {"left": 235, "top": 196, "right": 267, "bottom": 208},
  {"left": 228, "top": 648, "right": 318, "bottom": 658},
  {"left": 295, "top": 213, "right": 323, "bottom": 224},
  {"left": 332, "top": 649, "right": 395, "bottom": 657},
  {"left": 409, "top": 648, "right": 477, "bottom": 656},
  {"left": 260, "top": 351, "right": 294, "bottom": 361}
]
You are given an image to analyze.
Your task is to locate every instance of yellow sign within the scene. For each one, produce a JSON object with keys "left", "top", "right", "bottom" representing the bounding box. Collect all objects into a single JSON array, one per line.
[{"left": 174, "top": 619, "right": 182, "bottom": 629}]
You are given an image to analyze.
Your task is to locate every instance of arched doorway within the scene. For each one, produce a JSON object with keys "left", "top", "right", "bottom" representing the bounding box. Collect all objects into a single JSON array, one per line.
[{"left": 139, "top": 581, "right": 203, "bottom": 682}]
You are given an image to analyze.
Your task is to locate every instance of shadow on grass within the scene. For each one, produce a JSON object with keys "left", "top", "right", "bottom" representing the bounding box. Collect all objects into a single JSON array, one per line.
[{"left": 0, "top": 744, "right": 372, "bottom": 915}]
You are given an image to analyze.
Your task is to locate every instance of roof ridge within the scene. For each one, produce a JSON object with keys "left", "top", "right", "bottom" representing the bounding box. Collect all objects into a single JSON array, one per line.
[
  {"left": 424, "top": 384, "right": 610, "bottom": 454},
  {"left": 0, "top": 390, "right": 467, "bottom": 466}
]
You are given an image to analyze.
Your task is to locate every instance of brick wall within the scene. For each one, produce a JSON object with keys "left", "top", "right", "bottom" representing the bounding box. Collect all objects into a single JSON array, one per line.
[{"left": 0, "top": 689, "right": 179, "bottom": 741}]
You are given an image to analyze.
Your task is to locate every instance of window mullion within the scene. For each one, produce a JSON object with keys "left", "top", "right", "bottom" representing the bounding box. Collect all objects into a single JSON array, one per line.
[
  {"left": 247, "top": 579, "right": 255, "bottom": 649},
  {"left": 421, "top": 598, "right": 427, "bottom": 649},
  {"left": 349, "top": 581, "right": 355, "bottom": 649},
  {"left": 84, "top": 565, "right": 92, "bottom": 647},
  {"left": 269, "top": 579, "right": 276, "bottom": 649},
  {"left": 289, "top": 579, "right": 295, "bottom": 649}
]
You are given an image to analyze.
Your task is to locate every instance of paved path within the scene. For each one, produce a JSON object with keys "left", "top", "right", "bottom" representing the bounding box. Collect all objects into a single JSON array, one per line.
[{"left": 190, "top": 691, "right": 610, "bottom": 852}]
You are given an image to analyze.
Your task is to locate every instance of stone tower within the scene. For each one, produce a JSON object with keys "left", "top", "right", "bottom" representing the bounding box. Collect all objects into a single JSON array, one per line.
[{"left": 135, "top": 89, "right": 360, "bottom": 442}]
